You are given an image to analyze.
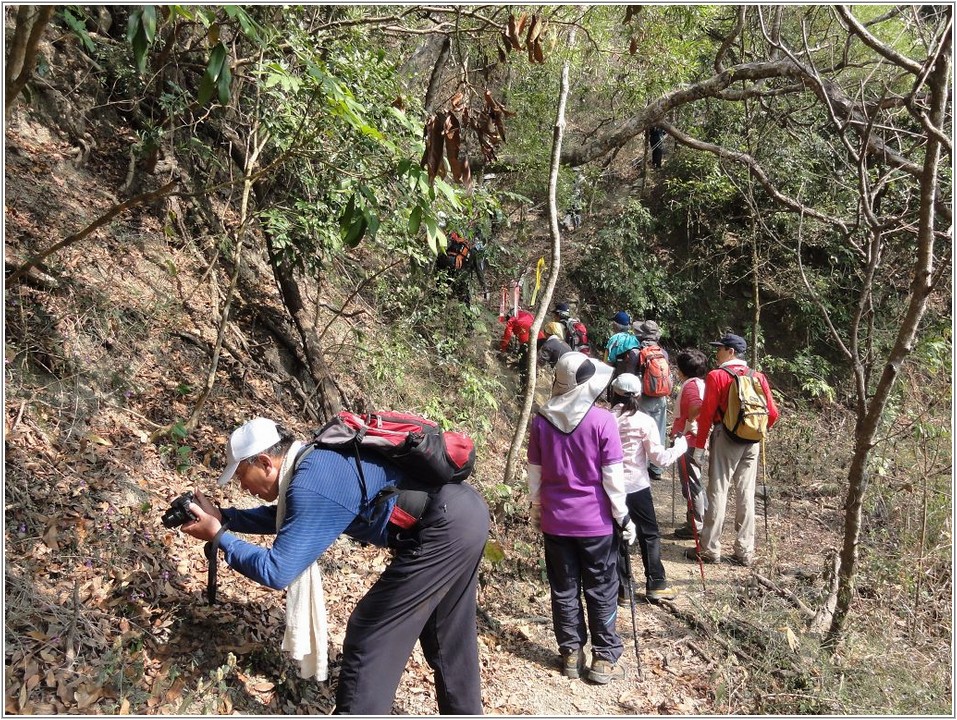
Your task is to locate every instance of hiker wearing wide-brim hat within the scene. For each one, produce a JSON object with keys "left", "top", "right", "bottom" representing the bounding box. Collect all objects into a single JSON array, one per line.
[
  {"left": 609, "top": 373, "right": 687, "bottom": 602},
  {"left": 684, "top": 332, "right": 780, "bottom": 567},
  {"left": 526, "top": 352, "right": 637, "bottom": 685},
  {"left": 180, "top": 417, "right": 489, "bottom": 714}
]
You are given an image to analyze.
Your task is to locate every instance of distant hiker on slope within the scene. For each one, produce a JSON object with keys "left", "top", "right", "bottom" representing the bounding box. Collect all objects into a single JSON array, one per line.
[
  {"left": 435, "top": 224, "right": 489, "bottom": 305},
  {"left": 554, "top": 302, "right": 591, "bottom": 356},
  {"left": 527, "top": 352, "right": 635, "bottom": 685},
  {"left": 499, "top": 308, "right": 545, "bottom": 392}
]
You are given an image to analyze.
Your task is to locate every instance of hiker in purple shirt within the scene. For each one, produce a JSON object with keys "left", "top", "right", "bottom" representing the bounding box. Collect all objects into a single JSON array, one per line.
[{"left": 527, "top": 352, "right": 637, "bottom": 685}]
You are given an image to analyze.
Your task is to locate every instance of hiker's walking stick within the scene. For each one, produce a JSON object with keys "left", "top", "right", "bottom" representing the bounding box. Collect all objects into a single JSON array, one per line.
[
  {"left": 618, "top": 529, "right": 643, "bottom": 681},
  {"left": 670, "top": 462, "right": 676, "bottom": 525},
  {"left": 680, "top": 453, "right": 706, "bottom": 591},
  {"left": 760, "top": 438, "right": 771, "bottom": 546}
]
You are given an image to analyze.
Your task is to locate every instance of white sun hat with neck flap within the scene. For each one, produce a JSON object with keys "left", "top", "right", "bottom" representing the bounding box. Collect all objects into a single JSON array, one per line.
[{"left": 539, "top": 352, "right": 613, "bottom": 433}]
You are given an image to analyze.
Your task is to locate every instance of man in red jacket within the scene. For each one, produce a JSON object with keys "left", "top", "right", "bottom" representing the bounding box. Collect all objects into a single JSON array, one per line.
[
  {"left": 684, "top": 333, "right": 779, "bottom": 567},
  {"left": 499, "top": 309, "right": 537, "bottom": 353},
  {"left": 499, "top": 309, "right": 545, "bottom": 392}
]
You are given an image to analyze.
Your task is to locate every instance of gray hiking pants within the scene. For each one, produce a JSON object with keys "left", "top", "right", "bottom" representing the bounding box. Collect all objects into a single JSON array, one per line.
[
  {"left": 543, "top": 533, "right": 623, "bottom": 663},
  {"left": 700, "top": 424, "right": 759, "bottom": 562}
]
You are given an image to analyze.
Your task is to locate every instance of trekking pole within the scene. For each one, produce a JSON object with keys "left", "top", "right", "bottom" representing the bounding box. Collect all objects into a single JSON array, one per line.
[
  {"left": 680, "top": 454, "right": 706, "bottom": 591},
  {"left": 618, "top": 529, "right": 643, "bottom": 681},
  {"left": 670, "top": 462, "right": 676, "bottom": 525},
  {"left": 761, "top": 438, "right": 771, "bottom": 548}
]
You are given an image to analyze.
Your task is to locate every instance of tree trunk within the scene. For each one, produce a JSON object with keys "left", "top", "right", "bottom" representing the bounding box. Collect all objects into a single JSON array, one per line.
[
  {"left": 267, "top": 252, "right": 344, "bottom": 421},
  {"left": 824, "top": 28, "right": 950, "bottom": 647},
  {"left": 502, "top": 30, "right": 574, "bottom": 485},
  {"left": 5, "top": 5, "right": 55, "bottom": 116},
  {"left": 423, "top": 36, "right": 451, "bottom": 113},
  {"left": 221, "top": 128, "right": 343, "bottom": 421}
]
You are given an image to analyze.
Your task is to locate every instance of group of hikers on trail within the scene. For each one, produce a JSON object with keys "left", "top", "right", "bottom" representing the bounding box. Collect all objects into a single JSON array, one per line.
[
  {"left": 524, "top": 308, "right": 778, "bottom": 683},
  {"left": 175, "top": 279, "right": 778, "bottom": 711}
]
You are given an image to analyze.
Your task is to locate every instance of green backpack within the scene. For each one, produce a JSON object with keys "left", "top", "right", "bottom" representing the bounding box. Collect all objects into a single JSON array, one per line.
[{"left": 721, "top": 368, "right": 769, "bottom": 443}]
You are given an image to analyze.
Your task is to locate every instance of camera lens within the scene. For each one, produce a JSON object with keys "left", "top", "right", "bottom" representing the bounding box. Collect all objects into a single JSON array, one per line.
[{"left": 161, "top": 492, "right": 196, "bottom": 528}]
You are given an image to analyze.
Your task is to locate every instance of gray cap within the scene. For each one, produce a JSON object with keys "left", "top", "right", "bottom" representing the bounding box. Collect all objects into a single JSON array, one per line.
[{"left": 634, "top": 319, "right": 661, "bottom": 341}]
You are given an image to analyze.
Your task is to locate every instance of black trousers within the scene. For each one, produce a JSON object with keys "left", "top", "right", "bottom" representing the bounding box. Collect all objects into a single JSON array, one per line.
[
  {"left": 334, "top": 483, "right": 490, "bottom": 715},
  {"left": 617, "top": 488, "right": 668, "bottom": 593},
  {"left": 543, "top": 533, "right": 623, "bottom": 663}
]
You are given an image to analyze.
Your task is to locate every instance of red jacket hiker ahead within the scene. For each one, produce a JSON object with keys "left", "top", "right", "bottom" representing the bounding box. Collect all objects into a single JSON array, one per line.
[{"left": 500, "top": 310, "right": 544, "bottom": 352}]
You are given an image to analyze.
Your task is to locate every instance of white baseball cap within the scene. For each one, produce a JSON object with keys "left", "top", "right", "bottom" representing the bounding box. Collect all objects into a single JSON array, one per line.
[
  {"left": 218, "top": 417, "right": 281, "bottom": 485},
  {"left": 612, "top": 372, "right": 642, "bottom": 397}
]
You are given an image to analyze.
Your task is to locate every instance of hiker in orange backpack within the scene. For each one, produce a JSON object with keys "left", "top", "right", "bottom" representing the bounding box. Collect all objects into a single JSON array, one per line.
[
  {"left": 684, "top": 333, "right": 779, "bottom": 567},
  {"left": 633, "top": 320, "right": 672, "bottom": 483},
  {"left": 435, "top": 216, "right": 489, "bottom": 304}
]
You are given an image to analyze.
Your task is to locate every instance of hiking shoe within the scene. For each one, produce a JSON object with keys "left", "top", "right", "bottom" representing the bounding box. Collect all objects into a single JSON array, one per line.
[
  {"left": 673, "top": 524, "right": 696, "bottom": 540},
  {"left": 587, "top": 658, "right": 623, "bottom": 684},
  {"left": 646, "top": 586, "right": 678, "bottom": 602},
  {"left": 560, "top": 648, "right": 585, "bottom": 679},
  {"left": 684, "top": 547, "right": 717, "bottom": 563},
  {"left": 617, "top": 590, "right": 629, "bottom": 607},
  {"left": 726, "top": 554, "right": 752, "bottom": 567}
]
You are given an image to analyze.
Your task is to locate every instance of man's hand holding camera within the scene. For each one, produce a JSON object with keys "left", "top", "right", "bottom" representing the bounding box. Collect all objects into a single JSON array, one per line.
[{"left": 177, "top": 489, "right": 222, "bottom": 542}]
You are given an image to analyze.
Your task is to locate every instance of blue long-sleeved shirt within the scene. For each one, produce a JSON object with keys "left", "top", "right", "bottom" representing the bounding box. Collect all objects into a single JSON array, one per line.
[{"left": 218, "top": 447, "right": 401, "bottom": 590}]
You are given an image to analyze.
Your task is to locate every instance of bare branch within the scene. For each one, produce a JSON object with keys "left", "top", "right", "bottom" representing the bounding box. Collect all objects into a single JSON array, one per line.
[
  {"left": 714, "top": 6, "right": 746, "bottom": 73},
  {"left": 660, "top": 121, "right": 851, "bottom": 233},
  {"left": 834, "top": 6, "right": 923, "bottom": 74}
]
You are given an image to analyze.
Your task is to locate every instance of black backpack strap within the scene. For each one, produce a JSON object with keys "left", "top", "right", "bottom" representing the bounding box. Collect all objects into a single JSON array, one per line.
[{"left": 203, "top": 518, "right": 230, "bottom": 605}]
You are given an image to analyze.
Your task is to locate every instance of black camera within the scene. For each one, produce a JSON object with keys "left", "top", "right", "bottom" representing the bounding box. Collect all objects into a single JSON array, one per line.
[{"left": 161, "top": 491, "right": 197, "bottom": 529}]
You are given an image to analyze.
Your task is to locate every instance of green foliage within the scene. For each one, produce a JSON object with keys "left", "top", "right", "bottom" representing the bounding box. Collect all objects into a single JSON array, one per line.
[
  {"left": 197, "top": 42, "right": 231, "bottom": 106},
  {"left": 60, "top": 7, "right": 96, "bottom": 53},
  {"left": 126, "top": 7, "right": 157, "bottom": 75},
  {"left": 570, "top": 199, "right": 688, "bottom": 341},
  {"left": 763, "top": 350, "right": 837, "bottom": 404}
]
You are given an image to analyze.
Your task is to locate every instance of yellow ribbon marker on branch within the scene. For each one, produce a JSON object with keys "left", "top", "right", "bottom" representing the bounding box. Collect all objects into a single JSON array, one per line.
[{"left": 531, "top": 257, "right": 546, "bottom": 305}]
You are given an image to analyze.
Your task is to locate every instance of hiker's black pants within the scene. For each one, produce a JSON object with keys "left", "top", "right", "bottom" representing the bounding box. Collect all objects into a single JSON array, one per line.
[
  {"left": 334, "top": 483, "right": 490, "bottom": 715},
  {"left": 543, "top": 533, "right": 623, "bottom": 663},
  {"left": 617, "top": 488, "right": 668, "bottom": 593}
]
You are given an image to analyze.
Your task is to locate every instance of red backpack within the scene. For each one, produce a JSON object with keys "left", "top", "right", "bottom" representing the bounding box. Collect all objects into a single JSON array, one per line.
[
  {"left": 638, "top": 344, "right": 673, "bottom": 397},
  {"left": 563, "top": 318, "right": 590, "bottom": 354},
  {"left": 309, "top": 410, "right": 475, "bottom": 485}
]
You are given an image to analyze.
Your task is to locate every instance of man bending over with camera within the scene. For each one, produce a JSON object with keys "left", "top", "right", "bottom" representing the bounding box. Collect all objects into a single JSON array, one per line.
[{"left": 179, "top": 417, "right": 490, "bottom": 715}]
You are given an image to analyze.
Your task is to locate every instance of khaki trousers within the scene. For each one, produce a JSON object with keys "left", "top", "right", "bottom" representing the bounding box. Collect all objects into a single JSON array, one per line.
[{"left": 700, "top": 425, "right": 760, "bottom": 562}]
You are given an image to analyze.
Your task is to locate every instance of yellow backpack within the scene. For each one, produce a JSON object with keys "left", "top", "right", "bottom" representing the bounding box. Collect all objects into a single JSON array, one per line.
[{"left": 721, "top": 368, "right": 769, "bottom": 443}]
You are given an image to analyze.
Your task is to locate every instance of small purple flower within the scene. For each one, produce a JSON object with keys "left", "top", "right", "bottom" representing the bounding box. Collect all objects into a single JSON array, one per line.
[
  {"left": 84, "top": 559, "right": 93, "bottom": 568},
  {"left": 18, "top": 523, "right": 26, "bottom": 533},
  {"left": 161, "top": 571, "right": 170, "bottom": 581}
]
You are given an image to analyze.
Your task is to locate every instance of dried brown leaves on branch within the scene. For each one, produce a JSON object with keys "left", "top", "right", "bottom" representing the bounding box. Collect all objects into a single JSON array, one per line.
[{"left": 420, "top": 90, "right": 514, "bottom": 186}]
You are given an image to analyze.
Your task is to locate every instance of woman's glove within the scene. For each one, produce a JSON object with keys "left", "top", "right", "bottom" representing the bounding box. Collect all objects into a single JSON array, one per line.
[{"left": 619, "top": 517, "right": 637, "bottom": 545}]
